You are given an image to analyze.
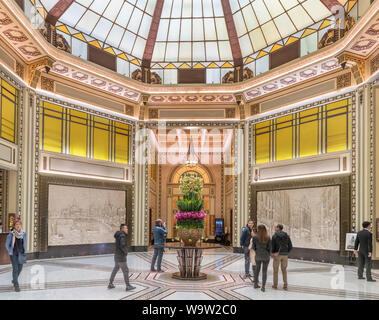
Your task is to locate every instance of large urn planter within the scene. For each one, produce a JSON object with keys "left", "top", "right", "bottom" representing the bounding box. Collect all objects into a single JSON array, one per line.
[{"left": 177, "top": 228, "right": 203, "bottom": 246}]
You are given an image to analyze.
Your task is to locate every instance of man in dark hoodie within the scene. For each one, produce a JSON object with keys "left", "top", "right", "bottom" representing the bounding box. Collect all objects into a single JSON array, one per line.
[
  {"left": 271, "top": 224, "right": 292, "bottom": 290},
  {"left": 240, "top": 220, "right": 254, "bottom": 278},
  {"left": 108, "top": 224, "right": 135, "bottom": 291}
]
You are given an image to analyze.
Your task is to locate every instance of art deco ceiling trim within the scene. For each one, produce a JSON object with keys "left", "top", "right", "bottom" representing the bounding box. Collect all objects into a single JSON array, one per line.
[{"left": 0, "top": 0, "right": 378, "bottom": 105}]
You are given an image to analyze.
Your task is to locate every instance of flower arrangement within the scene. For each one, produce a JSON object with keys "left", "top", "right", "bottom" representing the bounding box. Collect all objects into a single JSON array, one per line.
[
  {"left": 179, "top": 175, "right": 203, "bottom": 195},
  {"left": 175, "top": 174, "right": 206, "bottom": 230}
]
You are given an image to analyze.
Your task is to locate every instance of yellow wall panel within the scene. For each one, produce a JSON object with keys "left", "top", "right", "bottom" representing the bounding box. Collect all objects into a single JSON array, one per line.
[
  {"left": 1, "top": 97, "right": 16, "bottom": 142},
  {"left": 255, "top": 133, "right": 270, "bottom": 164},
  {"left": 327, "top": 114, "right": 347, "bottom": 152},
  {"left": 93, "top": 128, "right": 109, "bottom": 161},
  {"left": 299, "top": 121, "right": 318, "bottom": 157},
  {"left": 1, "top": 80, "right": 16, "bottom": 95},
  {"left": 43, "top": 116, "right": 62, "bottom": 153},
  {"left": 115, "top": 133, "right": 128, "bottom": 164},
  {"left": 69, "top": 122, "right": 87, "bottom": 157},
  {"left": 276, "top": 127, "right": 292, "bottom": 161}
]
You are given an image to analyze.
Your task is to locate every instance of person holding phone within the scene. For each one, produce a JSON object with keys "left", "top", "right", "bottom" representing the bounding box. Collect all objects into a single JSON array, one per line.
[{"left": 151, "top": 219, "right": 168, "bottom": 272}]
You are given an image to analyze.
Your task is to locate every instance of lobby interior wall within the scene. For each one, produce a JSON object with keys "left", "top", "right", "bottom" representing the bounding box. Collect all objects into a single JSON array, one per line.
[
  {"left": 37, "top": 174, "right": 133, "bottom": 259},
  {"left": 374, "top": 82, "right": 379, "bottom": 262},
  {"left": 250, "top": 175, "right": 351, "bottom": 264}
]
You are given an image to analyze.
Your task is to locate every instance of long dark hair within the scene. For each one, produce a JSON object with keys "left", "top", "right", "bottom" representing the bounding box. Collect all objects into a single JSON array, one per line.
[{"left": 257, "top": 224, "right": 269, "bottom": 243}]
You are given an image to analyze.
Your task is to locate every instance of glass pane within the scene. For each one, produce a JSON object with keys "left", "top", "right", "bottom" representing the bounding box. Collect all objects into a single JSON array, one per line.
[
  {"left": 93, "top": 116, "right": 110, "bottom": 161},
  {"left": 276, "top": 115, "right": 293, "bottom": 161},
  {"left": 69, "top": 110, "right": 88, "bottom": 158}
]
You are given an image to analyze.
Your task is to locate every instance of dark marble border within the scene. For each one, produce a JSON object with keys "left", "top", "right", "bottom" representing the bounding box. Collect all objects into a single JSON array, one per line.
[
  {"left": 38, "top": 175, "right": 133, "bottom": 253},
  {"left": 26, "top": 245, "right": 148, "bottom": 260}
]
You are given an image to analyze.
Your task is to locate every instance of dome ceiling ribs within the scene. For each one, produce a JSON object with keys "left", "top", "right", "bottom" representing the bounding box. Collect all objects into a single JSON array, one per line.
[
  {"left": 220, "top": 0, "right": 243, "bottom": 81},
  {"left": 142, "top": 0, "right": 164, "bottom": 69},
  {"left": 45, "top": 0, "right": 75, "bottom": 26},
  {"left": 320, "top": 0, "right": 345, "bottom": 11}
]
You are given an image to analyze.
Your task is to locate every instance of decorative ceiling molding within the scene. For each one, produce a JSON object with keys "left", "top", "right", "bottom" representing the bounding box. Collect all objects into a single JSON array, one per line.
[
  {"left": 0, "top": 0, "right": 378, "bottom": 104},
  {"left": 51, "top": 62, "right": 140, "bottom": 102},
  {"left": 346, "top": 16, "right": 379, "bottom": 57},
  {"left": 142, "top": 0, "right": 164, "bottom": 68},
  {"left": 0, "top": 8, "right": 44, "bottom": 62},
  {"left": 46, "top": 0, "right": 75, "bottom": 26},
  {"left": 244, "top": 58, "right": 341, "bottom": 101},
  {"left": 220, "top": 0, "right": 243, "bottom": 67},
  {"left": 148, "top": 94, "right": 236, "bottom": 105}
]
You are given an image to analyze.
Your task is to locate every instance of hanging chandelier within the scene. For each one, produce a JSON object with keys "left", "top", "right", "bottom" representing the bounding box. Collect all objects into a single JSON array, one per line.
[{"left": 185, "top": 136, "right": 199, "bottom": 167}]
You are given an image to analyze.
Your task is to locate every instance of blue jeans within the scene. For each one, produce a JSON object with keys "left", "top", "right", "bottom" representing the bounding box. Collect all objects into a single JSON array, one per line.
[
  {"left": 243, "top": 246, "right": 251, "bottom": 275},
  {"left": 151, "top": 245, "right": 164, "bottom": 271},
  {"left": 10, "top": 254, "right": 23, "bottom": 286}
]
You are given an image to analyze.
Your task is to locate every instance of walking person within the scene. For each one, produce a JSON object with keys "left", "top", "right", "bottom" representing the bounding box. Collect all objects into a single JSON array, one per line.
[
  {"left": 354, "top": 221, "right": 376, "bottom": 282},
  {"left": 272, "top": 224, "right": 293, "bottom": 290},
  {"left": 248, "top": 227, "right": 258, "bottom": 284},
  {"left": 5, "top": 220, "right": 27, "bottom": 292},
  {"left": 108, "top": 224, "right": 135, "bottom": 291},
  {"left": 240, "top": 220, "right": 254, "bottom": 278},
  {"left": 252, "top": 225, "right": 271, "bottom": 292},
  {"left": 151, "top": 219, "right": 168, "bottom": 272}
]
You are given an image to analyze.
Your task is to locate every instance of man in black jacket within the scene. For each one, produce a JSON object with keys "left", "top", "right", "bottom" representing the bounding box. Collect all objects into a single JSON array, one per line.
[
  {"left": 108, "top": 224, "right": 136, "bottom": 291},
  {"left": 272, "top": 224, "right": 293, "bottom": 290},
  {"left": 354, "top": 221, "right": 376, "bottom": 282},
  {"left": 240, "top": 220, "right": 254, "bottom": 278}
]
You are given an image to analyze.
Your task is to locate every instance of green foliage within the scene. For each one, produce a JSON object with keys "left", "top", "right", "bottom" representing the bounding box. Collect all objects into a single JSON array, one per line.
[
  {"left": 176, "top": 219, "right": 205, "bottom": 230},
  {"left": 177, "top": 194, "right": 204, "bottom": 212}
]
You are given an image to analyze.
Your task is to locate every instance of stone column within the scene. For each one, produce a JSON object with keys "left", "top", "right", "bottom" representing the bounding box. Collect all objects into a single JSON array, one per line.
[
  {"left": 373, "top": 81, "right": 379, "bottom": 261},
  {"left": 233, "top": 122, "right": 249, "bottom": 251},
  {"left": 356, "top": 84, "right": 373, "bottom": 231},
  {"left": 132, "top": 123, "right": 148, "bottom": 251},
  {"left": 19, "top": 89, "right": 38, "bottom": 254}
]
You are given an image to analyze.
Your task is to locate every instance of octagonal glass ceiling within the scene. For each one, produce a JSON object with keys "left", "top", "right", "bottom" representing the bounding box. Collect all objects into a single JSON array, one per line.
[
  {"left": 35, "top": 0, "right": 345, "bottom": 63},
  {"left": 27, "top": 0, "right": 365, "bottom": 84}
]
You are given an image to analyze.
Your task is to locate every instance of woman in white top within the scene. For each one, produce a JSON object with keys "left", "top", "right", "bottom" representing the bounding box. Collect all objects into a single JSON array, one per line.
[{"left": 248, "top": 227, "right": 257, "bottom": 284}]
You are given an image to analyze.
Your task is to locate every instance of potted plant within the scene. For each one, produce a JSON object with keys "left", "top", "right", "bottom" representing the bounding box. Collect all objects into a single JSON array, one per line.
[{"left": 175, "top": 174, "right": 206, "bottom": 246}]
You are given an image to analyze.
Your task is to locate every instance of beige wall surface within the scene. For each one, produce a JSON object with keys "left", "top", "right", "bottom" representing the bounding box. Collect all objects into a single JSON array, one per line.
[{"left": 375, "top": 86, "right": 379, "bottom": 259}]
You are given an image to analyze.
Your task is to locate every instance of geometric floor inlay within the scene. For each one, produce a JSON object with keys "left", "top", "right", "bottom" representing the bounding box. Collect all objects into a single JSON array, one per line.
[{"left": 0, "top": 249, "right": 378, "bottom": 300}]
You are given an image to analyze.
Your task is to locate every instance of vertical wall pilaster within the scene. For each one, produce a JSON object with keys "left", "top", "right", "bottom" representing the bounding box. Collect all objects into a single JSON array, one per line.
[
  {"left": 132, "top": 123, "right": 148, "bottom": 249},
  {"left": 233, "top": 122, "right": 249, "bottom": 250},
  {"left": 20, "top": 89, "right": 37, "bottom": 253},
  {"left": 356, "top": 84, "right": 373, "bottom": 231}
]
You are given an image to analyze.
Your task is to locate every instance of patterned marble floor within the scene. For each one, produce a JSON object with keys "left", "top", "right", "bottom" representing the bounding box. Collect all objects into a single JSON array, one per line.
[{"left": 0, "top": 249, "right": 378, "bottom": 300}]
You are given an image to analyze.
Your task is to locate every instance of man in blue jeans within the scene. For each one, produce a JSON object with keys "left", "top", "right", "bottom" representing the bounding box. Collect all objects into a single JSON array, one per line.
[
  {"left": 151, "top": 219, "right": 168, "bottom": 272},
  {"left": 240, "top": 220, "right": 254, "bottom": 278}
]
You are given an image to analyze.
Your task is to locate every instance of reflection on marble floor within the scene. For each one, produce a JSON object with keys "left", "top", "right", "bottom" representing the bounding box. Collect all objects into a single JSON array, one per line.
[{"left": 0, "top": 250, "right": 378, "bottom": 300}]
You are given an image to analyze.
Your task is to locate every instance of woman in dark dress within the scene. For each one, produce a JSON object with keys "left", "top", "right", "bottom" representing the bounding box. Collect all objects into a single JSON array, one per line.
[{"left": 252, "top": 224, "right": 271, "bottom": 292}]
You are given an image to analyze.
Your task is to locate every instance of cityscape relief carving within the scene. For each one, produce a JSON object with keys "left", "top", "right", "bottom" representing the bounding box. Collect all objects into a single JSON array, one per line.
[
  {"left": 48, "top": 185, "right": 126, "bottom": 246},
  {"left": 257, "top": 186, "right": 339, "bottom": 250}
]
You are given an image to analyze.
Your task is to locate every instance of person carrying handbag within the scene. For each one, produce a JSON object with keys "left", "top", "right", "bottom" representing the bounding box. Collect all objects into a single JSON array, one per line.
[{"left": 248, "top": 227, "right": 257, "bottom": 284}]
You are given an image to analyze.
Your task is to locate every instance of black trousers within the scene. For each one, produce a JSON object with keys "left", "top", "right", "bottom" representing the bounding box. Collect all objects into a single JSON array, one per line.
[
  {"left": 254, "top": 260, "right": 269, "bottom": 288},
  {"left": 358, "top": 252, "right": 372, "bottom": 279},
  {"left": 110, "top": 257, "right": 130, "bottom": 286},
  {"left": 10, "top": 254, "right": 23, "bottom": 286}
]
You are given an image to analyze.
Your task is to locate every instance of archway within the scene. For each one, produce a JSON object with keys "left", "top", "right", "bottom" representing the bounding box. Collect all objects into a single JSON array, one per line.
[{"left": 167, "top": 165, "right": 215, "bottom": 239}]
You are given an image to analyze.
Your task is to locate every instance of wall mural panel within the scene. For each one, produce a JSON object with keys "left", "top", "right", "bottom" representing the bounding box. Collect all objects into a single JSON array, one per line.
[
  {"left": 48, "top": 185, "right": 126, "bottom": 246},
  {"left": 257, "top": 186, "right": 340, "bottom": 250}
]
